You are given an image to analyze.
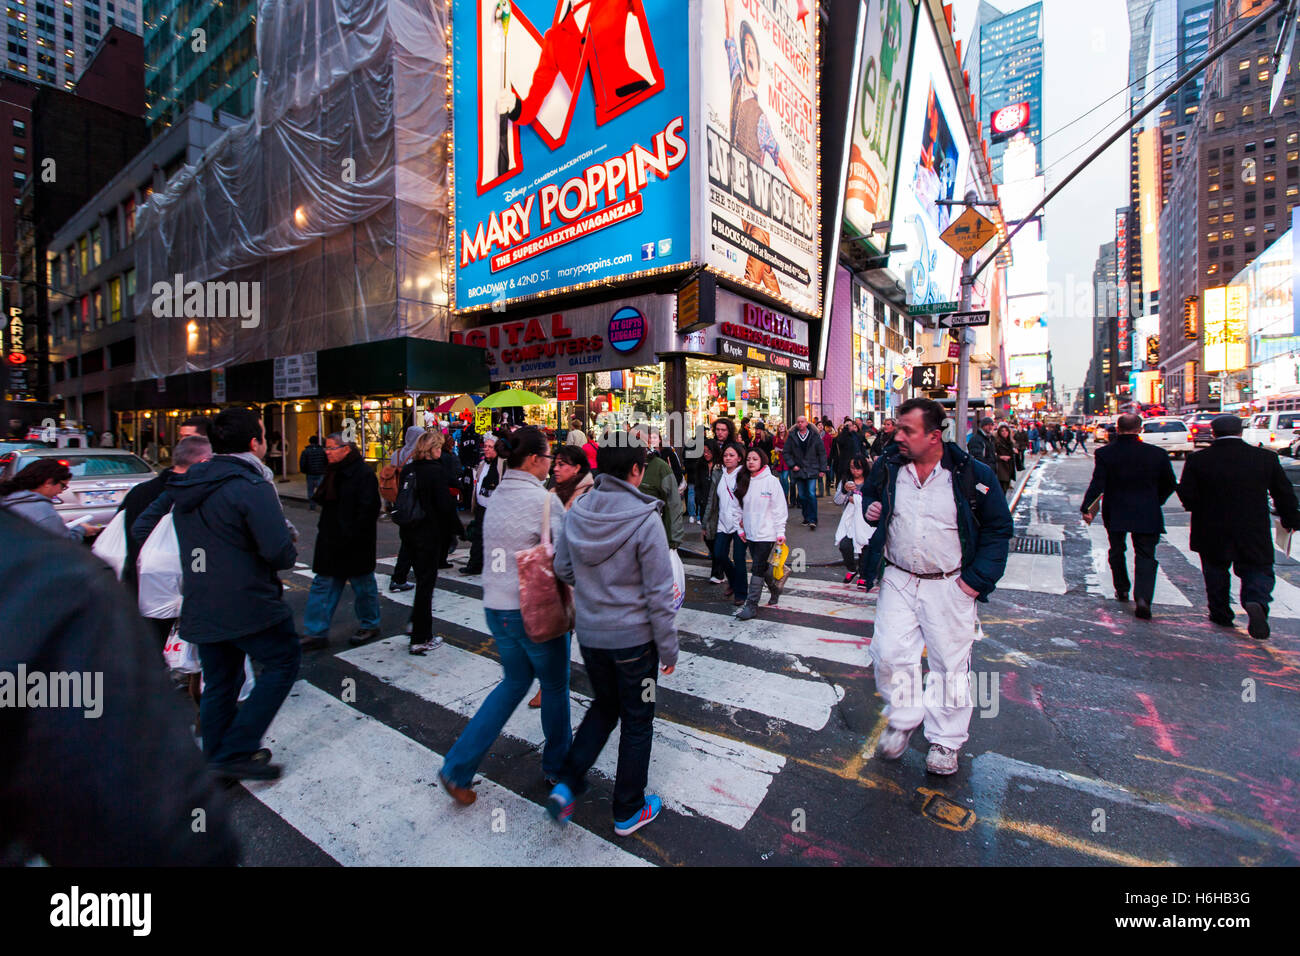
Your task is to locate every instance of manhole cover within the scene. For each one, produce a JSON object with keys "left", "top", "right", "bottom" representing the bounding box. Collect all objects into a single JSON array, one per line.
[{"left": 1010, "top": 536, "right": 1061, "bottom": 556}]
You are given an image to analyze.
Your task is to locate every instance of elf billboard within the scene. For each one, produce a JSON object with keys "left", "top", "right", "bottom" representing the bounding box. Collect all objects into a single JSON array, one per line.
[
  {"left": 452, "top": 0, "right": 821, "bottom": 320},
  {"left": 452, "top": 0, "right": 693, "bottom": 312}
]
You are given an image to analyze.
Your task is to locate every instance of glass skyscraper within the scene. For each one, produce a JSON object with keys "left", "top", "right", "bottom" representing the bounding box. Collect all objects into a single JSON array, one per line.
[
  {"left": 978, "top": 1, "right": 1044, "bottom": 181},
  {"left": 142, "top": 0, "right": 256, "bottom": 133}
]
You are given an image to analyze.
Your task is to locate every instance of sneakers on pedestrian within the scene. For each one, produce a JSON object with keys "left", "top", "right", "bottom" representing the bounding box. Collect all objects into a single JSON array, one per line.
[
  {"left": 800, "top": 519, "right": 809, "bottom": 526},
  {"left": 843, "top": 571, "right": 856, "bottom": 584},
  {"left": 876, "top": 724, "right": 913, "bottom": 760},
  {"left": 735, "top": 602, "right": 758, "bottom": 621},
  {"left": 708, "top": 575, "right": 725, "bottom": 584},
  {"left": 546, "top": 783, "right": 575, "bottom": 826},
  {"left": 299, "top": 633, "right": 328, "bottom": 651},
  {"left": 808, "top": 523, "right": 816, "bottom": 531},
  {"left": 349, "top": 627, "right": 380, "bottom": 646},
  {"left": 389, "top": 581, "right": 414, "bottom": 593},
  {"left": 439, "top": 772, "right": 476, "bottom": 806},
  {"left": 689, "top": 516, "right": 697, "bottom": 524},
  {"left": 613, "top": 794, "right": 663, "bottom": 836},
  {"left": 1244, "top": 601, "right": 1270, "bottom": 640},
  {"left": 926, "top": 744, "right": 960, "bottom": 776},
  {"left": 857, "top": 578, "right": 869, "bottom": 591},
  {"left": 409, "top": 636, "right": 444, "bottom": 655}
]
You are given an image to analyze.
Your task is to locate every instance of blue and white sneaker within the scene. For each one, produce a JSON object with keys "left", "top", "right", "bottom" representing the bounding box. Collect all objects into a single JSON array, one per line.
[
  {"left": 546, "top": 783, "right": 575, "bottom": 826},
  {"left": 613, "top": 794, "right": 662, "bottom": 836}
]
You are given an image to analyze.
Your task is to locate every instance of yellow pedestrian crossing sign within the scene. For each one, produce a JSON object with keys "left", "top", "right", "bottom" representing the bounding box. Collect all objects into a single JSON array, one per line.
[{"left": 940, "top": 207, "right": 997, "bottom": 259}]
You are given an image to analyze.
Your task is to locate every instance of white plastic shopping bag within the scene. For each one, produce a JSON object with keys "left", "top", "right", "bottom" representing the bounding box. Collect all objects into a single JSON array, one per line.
[
  {"left": 90, "top": 509, "right": 128, "bottom": 578},
  {"left": 162, "top": 624, "right": 202, "bottom": 674},
  {"left": 669, "top": 549, "right": 686, "bottom": 612},
  {"left": 137, "top": 510, "right": 183, "bottom": 619},
  {"left": 199, "top": 657, "right": 255, "bottom": 702}
]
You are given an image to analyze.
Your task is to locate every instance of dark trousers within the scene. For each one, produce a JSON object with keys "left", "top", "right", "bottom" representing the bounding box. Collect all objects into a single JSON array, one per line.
[
  {"left": 1201, "top": 559, "right": 1274, "bottom": 619},
  {"left": 391, "top": 539, "right": 412, "bottom": 586},
  {"left": 558, "top": 640, "right": 658, "bottom": 821},
  {"left": 305, "top": 473, "right": 323, "bottom": 510},
  {"left": 1107, "top": 528, "right": 1159, "bottom": 604},
  {"left": 403, "top": 524, "right": 444, "bottom": 642},
  {"left": 464, "top": 503, "right": 486, "bottom": 572},
  {"left": 746, "top": 540, "right": 775, "bottom": 604},
  {"left": 838, "top": 535, "right": 857, "bottom": 572},
  {"left": 196, "top": 616, "right": 301, "bottom": 765},
  {"left": 713, "top": 531, "right": 747, "bottom": 597}
]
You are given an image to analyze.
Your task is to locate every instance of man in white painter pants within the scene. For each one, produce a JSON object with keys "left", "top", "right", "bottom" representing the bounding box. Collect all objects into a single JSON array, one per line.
[{"left": 857, "top": 398, "right": 1013, "bottom": 775}]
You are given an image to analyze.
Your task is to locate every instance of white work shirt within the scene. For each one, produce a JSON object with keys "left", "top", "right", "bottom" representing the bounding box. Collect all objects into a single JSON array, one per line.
[{"left": 883, "top": 462, "right": 962, "bottom": 575}]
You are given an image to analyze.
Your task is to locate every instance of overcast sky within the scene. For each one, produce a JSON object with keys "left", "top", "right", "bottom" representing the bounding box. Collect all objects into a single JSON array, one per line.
[{"left": 951, "top": 0, "right": 1132, "bottom": 402}]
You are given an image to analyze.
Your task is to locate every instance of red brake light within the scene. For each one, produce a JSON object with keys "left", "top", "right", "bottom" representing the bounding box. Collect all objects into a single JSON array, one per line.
[{"left": 58, "top": 459, "right": 70, "bottom": 466}]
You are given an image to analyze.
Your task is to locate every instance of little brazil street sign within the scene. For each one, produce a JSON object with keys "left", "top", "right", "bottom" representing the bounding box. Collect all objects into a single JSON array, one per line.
[{"left": 908, "top": 301, "right": 960, "bottom": 315}]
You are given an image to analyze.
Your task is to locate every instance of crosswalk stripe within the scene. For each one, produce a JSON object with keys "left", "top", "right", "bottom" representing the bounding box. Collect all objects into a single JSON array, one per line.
[
  {"left": 1084, "top": 522, "right": 1192, "bottom": 606},
  {"left": 679, "top": 561, "right": 873, "bottom": 604},
  {"left": 246, "top": 681, "right": 650, "bottom": 866},
  {"left": 297, "top": 569, "right": 845, "bottom": 730},
  {"left": 340, "top": 638, "right": 786, "bottom": 830},
  {"left": 1162, "top": 526, "right": 1300, "bottom": 619}
]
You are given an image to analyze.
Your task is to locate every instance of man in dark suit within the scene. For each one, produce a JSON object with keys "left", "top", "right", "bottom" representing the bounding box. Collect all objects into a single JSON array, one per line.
[
  {"left": 1177, "top": 414, "right": 1300, "bottom": 640},
  {"left": 1081, "top": 413, "right": 1177, "bottom": 620}
]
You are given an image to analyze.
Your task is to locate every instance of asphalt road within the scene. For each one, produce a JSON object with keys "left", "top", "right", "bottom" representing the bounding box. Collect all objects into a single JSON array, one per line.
[{"left": 218, "top": 455, "right": 1300, "bottom": 866}]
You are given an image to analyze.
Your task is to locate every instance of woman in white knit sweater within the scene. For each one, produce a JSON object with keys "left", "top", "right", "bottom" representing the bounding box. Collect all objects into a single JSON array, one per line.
[{"left": 735, "top": 448, "right": 788, "bottom": 620}]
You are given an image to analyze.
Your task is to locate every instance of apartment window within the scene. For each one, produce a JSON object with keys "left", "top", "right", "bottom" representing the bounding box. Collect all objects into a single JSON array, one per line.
[
  {"left": 1265, "top": 137, "right": 1276, "bottom": 148},
  {"left": 1258, "top": 70, "right": 1270, "bottom": 82},
  {"left": 1222, "top": 213, "right": 1235, "bottom": 223},
  {"left": 88, "top": 226, "right": 101, "bottom": 269},
  {"left": 1207, "top": 232, "right": 1220, "bottom": 242},
  {"left": 1288, "top": 185, "right": 1299, "bottom": 198},
  {"left": 1213, "top": 111, "right": 1225, "bottom": 123},
  {"left": 1242, "top": 104, "right": 1254, "bottom": 117},
  {"left": 1238, "top": 58, "right": 1250, "bottom": 70},
  {"left": 1289, "top": 151, "right": 1300, "bottom": 162},
  {"left": 108, "top": 276, "right": 121, "bottom": 323},
  {"left": 77, "top": 235, "right": 87, "bottom": 275},
  {"left": 1245, "top": 242, "right": 1256, "bottom": 254},
  {"left": 1222, "top": 233, "right": 1234, "bottom": 242},
  {"left": 1208, "top": 246, "right": 1219, "bottom": 257},
  {"left": 1265, "top": 204, "right": 1276, "bottom": 215},
  {"left": 12, "top": 144, "right": 23, "bottom": 162},
  {"left": 9, "top": 118, "right": 22, "bottom": 138},
  {"left": 1208, "top": 215, "right": 1219, "bottom": 225},
  {"left": 1224, "top": 147, "right": 1235, "bottom": 157},
  {"left": 1209, "top": 199, "right": 1219, "bottom": 209},
  {"left": 123, "top": 195, "right": 135, "bottom": 243},
  {"left": 1246, "top": 207, "right": 1256, "bottom": 219},
  {"left": 1209, "top": 183, "right": 1220, "bottom": 192},
  {"left": 1265, "top": 222, "right": 1276, "bottom": 233},
  {"left": 1207, "top": 263, "right": 1219, "bottom": 275},
  {"left": 1208, "top": 148, "right": 1220, "bottom": 160},
  {"left": 11, "top": 170, "right": 24, "bottom": 188},
  {"left": 92, "top": 289, "right": 103, "bottom": 330},
  {"left": 1209, "top": 167, "right": 1220, "bottom": 178},
  {"left": 124, "top": 267, "right": 135, "bottom": 299},
  {"left": 1289, "top": 134, "right": 1299, "bottom": 145}
]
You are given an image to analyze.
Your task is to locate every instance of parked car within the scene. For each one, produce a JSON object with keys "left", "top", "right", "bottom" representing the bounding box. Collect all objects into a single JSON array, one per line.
[
  {"left": 1243, "top": 411, "right": 1300, "bottom": 453},
  {"left": 1184, "top": 411, "right": 1221, "bottom": 446},
  {"left": 0, "top": 447, "right": 156, "bottom": 531},
  {"left": 1140, "top": 417, "right": 1194, "bottom": 458},
  {"left": 1094, "top": 419, "right": 1117, "bottom": 444}
]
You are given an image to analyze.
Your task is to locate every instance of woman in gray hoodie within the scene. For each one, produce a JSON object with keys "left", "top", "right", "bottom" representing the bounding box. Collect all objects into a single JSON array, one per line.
[{"left": 0, "top": 459, "right": 83, "bottom": 540}]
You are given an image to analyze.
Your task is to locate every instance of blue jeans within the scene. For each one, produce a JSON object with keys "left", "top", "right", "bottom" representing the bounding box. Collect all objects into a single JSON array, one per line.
[
  {"left": 303, "top": 573, "right": 381, "bottom": 636},
  {"left": 197, "top": 616, "right": 301, "bottom": 765},
  {"left": 441, "top": 608, "right": 572, "bottom": 785},
  {"left": 795, "top": 476, "right": 819, "bottom": 524},
  {"left": 686, "top": 484, "right": 697, "bottom": 520},
  {"left": 777, "top": 470, "right": 790, "bottom": 501},
  {"left": 305, "top": 473, "right": 323, "bottom": 509},
  {"left": 714, "top": 531, "right": 747, "bottom": 597}
]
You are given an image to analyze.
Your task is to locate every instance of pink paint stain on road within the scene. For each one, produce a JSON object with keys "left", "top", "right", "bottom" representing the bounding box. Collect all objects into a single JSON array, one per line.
[
  {"left": 1133, "top": 693, "right": 1183, "bottom": 757},
  {"left": 1000, "top": 671, "right": 1044, "bottom": 712}
]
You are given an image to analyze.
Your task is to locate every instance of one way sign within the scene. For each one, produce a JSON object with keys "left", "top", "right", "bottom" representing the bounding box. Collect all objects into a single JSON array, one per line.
[{"left": 940, "top": 310, "right": 991, "bottom": 328}]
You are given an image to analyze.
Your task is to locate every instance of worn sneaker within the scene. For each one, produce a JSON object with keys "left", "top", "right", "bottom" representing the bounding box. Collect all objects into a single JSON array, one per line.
[
  {"left": 708, "top": 575, "right": 726, "bottom": 584},
  {"left": 844, "top": 571, "right": 856, "bottom": 584},
  {"left": 1244, "top": 601, "right": 1270, "bottom": 640},
  {"left": 808, "top": 523, "right": 816, "bottom": 531},
  {"left": 613, "top": 794, "right": 662, "bottom": 836},
  {"left": 926, "top": 744, "right": 960, "bottom": 775},
  {"left": 876, "top": 724, "right": 913, "bottom": 760},
  {"left": 546, "top": 783, "right": 575, "bottom": 826},
  {"left": 409, "top": 636, "right": 444, "bottom": 655},
  {"left": 389, "top": 581, "right": 414, "bottom": 593}
]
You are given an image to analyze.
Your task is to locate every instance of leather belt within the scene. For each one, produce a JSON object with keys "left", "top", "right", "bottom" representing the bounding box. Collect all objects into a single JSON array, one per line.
[{"left": 887, "top": 561, "right": 961, "bottom": 580}]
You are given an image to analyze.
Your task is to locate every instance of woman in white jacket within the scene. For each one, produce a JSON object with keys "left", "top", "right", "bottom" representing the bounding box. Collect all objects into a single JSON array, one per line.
[
  {"left": 711, "top": 445, "right": 747, "bottom": 606},
  {"left": 735, "top": 449, "right": 788, "bottom": 620},
  {"left": 833, "top": 455, "right": 874, "bottom": 586}
]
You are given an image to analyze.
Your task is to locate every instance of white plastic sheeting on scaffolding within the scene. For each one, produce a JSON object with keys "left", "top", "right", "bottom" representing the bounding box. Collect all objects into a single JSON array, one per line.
[{"left": 133, "top": 0, "right": 452, "bottom": 380}]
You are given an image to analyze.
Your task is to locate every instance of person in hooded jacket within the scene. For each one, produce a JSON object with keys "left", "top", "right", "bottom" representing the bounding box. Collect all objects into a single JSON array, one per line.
[
  {"left": 300, "top": 434, "right": 382, "bottom": 651},
  {"left": 710, "top": 444, "right": 747, "bottom": 605},
  {"left": 398, "top": 430, "right": 462, "bottom": 654},
  {"left": 130, "top": 407, "right": 299, "bottom": 782},
  {"left": 386, "top": 425, "right": 425, "bottom": 593},
  {"left": 547, "top": 441, "right": 679, "bottom": 837},
  {"left": 734, "top": 448, "right": 788, "bottom": 620},
  {"left": 461, "top": 436, "right": 505, "bottom": 575},
  {"left": 0, "top": 458, "right": 83, "bottom": 540}
]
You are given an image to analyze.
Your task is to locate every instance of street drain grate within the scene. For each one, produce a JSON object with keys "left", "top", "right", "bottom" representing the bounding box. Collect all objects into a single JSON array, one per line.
[{"left": 1010, "top": 536, "right": 1062, "bottom": 556}]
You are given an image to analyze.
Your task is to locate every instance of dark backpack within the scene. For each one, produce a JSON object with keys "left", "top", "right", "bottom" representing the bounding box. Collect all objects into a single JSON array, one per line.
[{"left": 392, "top": 469, "right": 425, "bottom": 526}]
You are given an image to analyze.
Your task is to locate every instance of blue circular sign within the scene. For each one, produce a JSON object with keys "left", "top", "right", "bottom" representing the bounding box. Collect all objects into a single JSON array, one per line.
[{"left": 608, "top": 307, "right": 646, "bottom": 354}]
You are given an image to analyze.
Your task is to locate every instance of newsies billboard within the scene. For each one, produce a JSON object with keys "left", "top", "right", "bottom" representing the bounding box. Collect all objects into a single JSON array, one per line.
[
  {"left": 702, "top": 0, "right": 821, "bottom": 317},
  {"left": 452, "top": 0, "right": 692, "bottom": 311}
]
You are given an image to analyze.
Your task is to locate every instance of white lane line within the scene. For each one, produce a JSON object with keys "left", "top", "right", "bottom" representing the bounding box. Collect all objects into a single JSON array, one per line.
[
  {"left": 1162, "top": 526, "right": 1300, "bottom": 619},
  {"left": 298, "top": 570, "right": 844, "bottom": 731},
  {"left": 340, "top": 639, "right": 785, "bottom": 831},
  {"left": 246, "top": 681, "right": 649, "bottom": 866},
  {"left": 1084, "top": 523, "right": 1192, "bottom": 606}
]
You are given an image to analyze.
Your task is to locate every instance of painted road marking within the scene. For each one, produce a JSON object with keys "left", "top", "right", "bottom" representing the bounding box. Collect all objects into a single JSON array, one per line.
[
  {"left": 1163, "top": 526, "right": 1300, "bottom": 619},
  {"left": 1084, "top": 522, "right": 1192, "bottom": 607},
  {"left": 246, "top": 681, "right": 649, "bottom": 866},
  {"left": 299, "top": 570, "right": 846, "bottom": 730},
  {"left": 340, "top": 638, "right": 785, "bottom": 830}
]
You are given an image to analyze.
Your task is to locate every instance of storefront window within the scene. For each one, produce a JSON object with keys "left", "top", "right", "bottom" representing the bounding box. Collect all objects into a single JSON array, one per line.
[
  {"left": 685, "top": 358, "right": 786, "bottom": 434},
  {"left": 586, "top": 365, "right": 664, "bottom": 430},
  {"left": 499, "top": 377, "right": 559, "bottom": 431}
]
